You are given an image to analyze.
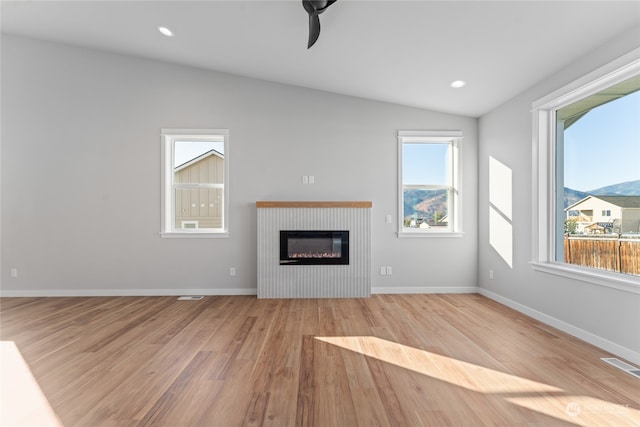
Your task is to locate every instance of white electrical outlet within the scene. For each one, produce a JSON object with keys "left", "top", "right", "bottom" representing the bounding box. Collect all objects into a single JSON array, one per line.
[
  {"left": 385, "top": 214, "right": 392, "bottom": 224},
  {"left": 380, "top": 266, "right": 387, "bottom": 276},
  {"left": 302, "top": 175, "right": 309, "bottom": 184},
  {"left": 230, "top": 267, "right": 236, "bottom": 276},
  {"left": 308, "top": 175, "right": 315, "bottom": 184},
  {"left": 386, "top": 266, "right": 393, "bottom": 275},
  {"left": 489, "top": 269, "right": 494, "bottom": 280},
  {"left": 10, "top": 268, "right": 18, "bottom": 278}
]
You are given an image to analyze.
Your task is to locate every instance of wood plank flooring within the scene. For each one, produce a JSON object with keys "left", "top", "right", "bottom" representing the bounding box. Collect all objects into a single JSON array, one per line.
[{"left": 1, "top": 294, "right": 638, "bottom": 426}]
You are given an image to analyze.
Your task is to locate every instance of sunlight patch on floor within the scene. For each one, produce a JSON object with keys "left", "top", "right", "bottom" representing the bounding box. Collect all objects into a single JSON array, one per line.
[
  {"left": 0, "top": 341, "right": 63, "bottom": 427},
  {"left": 316, "top": 336, "right": 638, "bottom": 425}
]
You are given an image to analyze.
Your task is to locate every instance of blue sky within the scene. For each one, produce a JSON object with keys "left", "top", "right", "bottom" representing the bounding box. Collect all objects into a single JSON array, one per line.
[
  {"left": 563, "top": 90, "right": 639, "bottom": 192},
  {"left": 402, "top": 143, "right": 449, "bottom": 185},
  {"left": 174, "top": 141, "right": 224, "bottom": 167}
]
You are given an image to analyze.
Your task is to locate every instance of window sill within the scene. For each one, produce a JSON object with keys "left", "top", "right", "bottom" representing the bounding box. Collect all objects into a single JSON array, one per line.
[
  {"left": 160, "top": 231, "right": 229, "bottom": 239},
  {"left": 530, "top": 261, "right": 640, "bottom": 294},
  {"left": 397, "top": 231, "right": 463, "bottom": 238}
]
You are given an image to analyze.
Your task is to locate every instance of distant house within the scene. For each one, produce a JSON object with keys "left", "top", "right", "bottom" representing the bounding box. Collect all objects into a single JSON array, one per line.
[
  {"left": 565, "top": 195, "right": 640, "bottom": 234},
  {"left": 174, "top": 149, "right": 224, "bottom": 229}
]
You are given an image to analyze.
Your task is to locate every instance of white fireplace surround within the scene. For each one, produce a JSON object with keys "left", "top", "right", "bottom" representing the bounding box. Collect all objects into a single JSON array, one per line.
[{"left": 256, "top": 201, "right": 372, "bottom": 298}]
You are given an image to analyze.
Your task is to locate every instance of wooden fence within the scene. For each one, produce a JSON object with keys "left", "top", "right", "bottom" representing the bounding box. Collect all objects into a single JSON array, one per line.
[{"left": 564, "top": 235, "right": 640, "bottom": 276}]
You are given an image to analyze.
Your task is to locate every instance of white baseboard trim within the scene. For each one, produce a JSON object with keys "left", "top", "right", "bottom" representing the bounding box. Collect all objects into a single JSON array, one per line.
[
  {"left": 478, "top": 288, "right": 640, "bottom": 365},
  {"left": 372, "top": 286, "right": 479, "bottom": 294},
  {"left": 0, "top": 288, "right": 258, "bottom": 297},
  {"left": 2, "top": 287, "right": 479, "bottom": 297}
]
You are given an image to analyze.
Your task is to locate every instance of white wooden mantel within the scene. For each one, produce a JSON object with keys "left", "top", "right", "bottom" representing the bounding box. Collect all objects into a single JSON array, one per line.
[{"left": 256, "top": 201, "right": 372, "bottom": 299}]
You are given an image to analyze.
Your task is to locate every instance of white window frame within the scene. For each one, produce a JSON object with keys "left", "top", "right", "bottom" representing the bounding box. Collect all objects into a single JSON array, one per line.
[
  {"left": 531, "top": 49, "right": 640, "bottom": 292},
  {"left": 397, "top": 130, "right": 463, "bottom": 238},
  {"left": 161, "top": 129, "right": 229, "bottom": 238}
]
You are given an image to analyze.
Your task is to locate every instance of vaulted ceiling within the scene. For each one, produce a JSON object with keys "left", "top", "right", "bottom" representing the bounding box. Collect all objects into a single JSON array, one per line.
[{"left": 2, "top": 0, "right": 639, "bottom": 117}]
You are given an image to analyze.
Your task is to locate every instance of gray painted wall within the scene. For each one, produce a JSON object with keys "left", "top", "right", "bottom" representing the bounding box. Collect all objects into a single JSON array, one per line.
[
  {"left": 1, "top": 35, "right": 478, "bottom": 296},
  {"left": 3, "top": 30, "right": 637, "bottom": 363},
  {"left": 478, "top": 27, "right": 640, "bottom": 363}
]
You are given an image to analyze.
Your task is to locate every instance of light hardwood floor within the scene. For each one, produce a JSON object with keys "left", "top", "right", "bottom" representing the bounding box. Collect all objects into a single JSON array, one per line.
[{"left": 1, "top": 294, "right": 638, "bottom": 426}]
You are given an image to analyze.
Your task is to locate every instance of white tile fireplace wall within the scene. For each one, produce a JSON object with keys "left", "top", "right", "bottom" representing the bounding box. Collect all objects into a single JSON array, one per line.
[{"left": 256, "top": 202, "right": 371, "bottom": 298}]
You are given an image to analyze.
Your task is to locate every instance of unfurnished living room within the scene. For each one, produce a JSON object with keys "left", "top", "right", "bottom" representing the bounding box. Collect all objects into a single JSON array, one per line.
[{"left": 1, "top": 1, "right": 639, "bottom": 426}]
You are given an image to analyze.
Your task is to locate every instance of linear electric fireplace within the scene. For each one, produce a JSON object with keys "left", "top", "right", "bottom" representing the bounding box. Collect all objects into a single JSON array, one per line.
[{"left": 280, "top": 230, "right": 349, "bottom": 265}]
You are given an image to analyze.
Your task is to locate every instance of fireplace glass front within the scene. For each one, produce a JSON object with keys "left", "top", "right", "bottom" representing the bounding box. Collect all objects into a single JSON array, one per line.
[{"left": 280, "top": 230, "right": 349, "bottom": 265}]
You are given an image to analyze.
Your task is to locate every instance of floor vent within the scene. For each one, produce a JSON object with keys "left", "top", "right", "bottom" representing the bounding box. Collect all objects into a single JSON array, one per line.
[
  {"left": 177, "top": 296, "right": 204, "bottom": 301},
  {"left": 601, "top": 358, "right": 640, "bottom": 379}
]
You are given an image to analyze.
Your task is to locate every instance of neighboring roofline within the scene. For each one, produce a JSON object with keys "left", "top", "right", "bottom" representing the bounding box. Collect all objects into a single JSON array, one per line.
[
  {"left": 565, "top": 195, "right": 594, "bottom": 211},
  {"left": 593, "top": 195, "right": 640, "bottom": 208},
  {"left": 174, "top": 149, "right": 223, "bottom": 172},
  {"left": 565, "top": 194, "right": 640, "bottom": 210}
]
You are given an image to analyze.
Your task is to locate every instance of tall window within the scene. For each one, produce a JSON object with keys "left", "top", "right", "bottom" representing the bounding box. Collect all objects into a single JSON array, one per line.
[
  {"left": 532, "top": 51, "right": 639, "bottom": 287},
  {"left": 398, "top": 131, "right": 462, "bottom": 236},
  {"left": 556, "top": 79, "right": 639, "bottom": 275},
  {"left": 161, "top": 129, "right": 229, "bottom": 237}
]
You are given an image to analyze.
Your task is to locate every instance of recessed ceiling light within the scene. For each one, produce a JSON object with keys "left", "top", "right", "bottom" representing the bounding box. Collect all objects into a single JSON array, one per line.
[
  {"left": 450, "top": 80, "right": 466, "bottom": 88},
  {"left": 157, "top": 26, "right": 174, "bottom": 37}
]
